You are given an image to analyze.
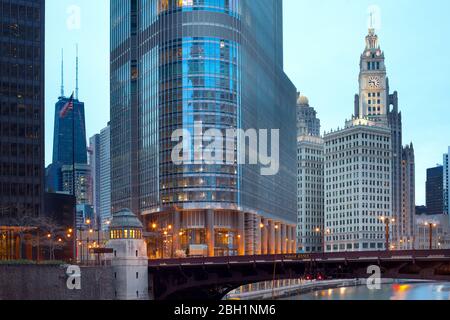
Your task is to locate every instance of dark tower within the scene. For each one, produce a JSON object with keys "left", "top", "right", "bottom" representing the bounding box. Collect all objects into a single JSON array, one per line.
[
  {"left": 46, "top": 47, "right": 89, "bottom": 204},
  {"left": 0, "top": 0, "right": 45, "bottom": 219}
]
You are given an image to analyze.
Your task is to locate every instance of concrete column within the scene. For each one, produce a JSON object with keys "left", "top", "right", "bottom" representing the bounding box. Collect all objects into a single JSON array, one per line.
[
  {"left": 285, "top": 226, "right": 291, "bottom": 253},
  {"left": 237, "top": 212, "right": 245, "bottom": 256},
  {"left": 261, "top": 218, "right": 268, "bottom": 254},
  {"left": 173, "top": 211, "right": 181, "bottom": 254},
  {"left": 268, "top": 220, "right": 275, "bottom": 254},
  {"left": 275, "top": 222, "right": 281, "bottom": 254},
  {"left": 292, "top": 227, "right": 298, "bottom": 253},
  {"left": 281, "top": 224, "right": 287, "bottom": 253},
  {"left": 205, "top": 210, "right": 215, "bottom": 257},
  {"left": 290, "top": 226, "right": 296, "bottom": 253},
  {"left": 256, "top": 216, "right": 262, "bottom": 255}
]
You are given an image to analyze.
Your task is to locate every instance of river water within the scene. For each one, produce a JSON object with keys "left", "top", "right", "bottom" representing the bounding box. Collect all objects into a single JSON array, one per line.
[{"left": 284, "top": 282, "right": 450, "bottom": 300}]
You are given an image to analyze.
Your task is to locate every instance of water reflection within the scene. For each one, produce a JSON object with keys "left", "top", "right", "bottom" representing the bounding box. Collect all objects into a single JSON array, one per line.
[{"left": 285, "top": 283, "right": 450, "bottom": 301}]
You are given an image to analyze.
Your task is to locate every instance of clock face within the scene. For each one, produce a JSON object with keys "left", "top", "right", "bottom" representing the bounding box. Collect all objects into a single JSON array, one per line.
[{"left": 368, "top": 76, "right": 381, "bottom": 88}]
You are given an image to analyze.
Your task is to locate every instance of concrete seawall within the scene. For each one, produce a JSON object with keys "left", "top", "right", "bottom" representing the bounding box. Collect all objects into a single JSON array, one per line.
[
  {"left": 0, "top": 264, "right": 114, "bottom": 300},
  {"left": 227, "top": 279, "right": 418, "bottom": 300}
]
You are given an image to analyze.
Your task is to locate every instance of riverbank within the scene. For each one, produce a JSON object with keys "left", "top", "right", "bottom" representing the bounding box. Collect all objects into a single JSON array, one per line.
[{"left": 226, "top": 279, "right": 430, "bottom": 300}]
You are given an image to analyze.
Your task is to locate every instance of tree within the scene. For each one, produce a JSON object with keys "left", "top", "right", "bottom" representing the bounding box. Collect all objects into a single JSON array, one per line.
[{"left": 0, "top": 212, "right": 69, "bottom": 261}]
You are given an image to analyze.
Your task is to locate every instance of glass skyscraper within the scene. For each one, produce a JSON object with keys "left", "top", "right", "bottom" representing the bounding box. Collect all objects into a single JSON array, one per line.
[
  {"left": 46, "top": 96, "right": 89, "bottom": 202},
  {"left": 111, "top": 0, "right": 297, "bottom": 257},
  {"left": 0, "top": 0, "right": 45, "bottom": 260}
]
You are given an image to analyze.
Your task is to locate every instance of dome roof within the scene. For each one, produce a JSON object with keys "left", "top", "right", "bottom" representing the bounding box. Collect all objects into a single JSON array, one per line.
[
  {"left": 297, "top": 95, "right": 309, "bottom": 105},
  {"left": 109, "top": 209, "right": 143, "bottom": 229}
]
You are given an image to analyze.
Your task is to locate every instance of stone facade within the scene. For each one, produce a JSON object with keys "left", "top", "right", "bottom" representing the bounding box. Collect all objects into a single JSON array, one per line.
[{"left": 0, "top": 264, "right": 114, "bottom": 300}]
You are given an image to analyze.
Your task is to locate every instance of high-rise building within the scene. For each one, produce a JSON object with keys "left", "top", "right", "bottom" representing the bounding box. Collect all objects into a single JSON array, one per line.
[
  {"left": 0, "top": 0, "right": 45, "bottom": 260},
  {"left": 89, "top": 134, "right": 100, "bottom": 215},
  {"left": 444, "top": 148, "right": 449, "bottom": 215},
  {"left": 325, "top": 119, "right": 392, "bottom": 252},
  {"left": 399, "top": 143, "right": 415, "bottom": 249},
  {"left": 89, "top": 124, "right": 111, "bottom": 230},
  {"left": 0, "top": 0, "right": 45, "bottom": 218},
  {"left": 426, "top": 165, "right": 444, "bottom": 215},
  {"left": 110, "top": 0, "right": 298, "bottom": 258},
  {"left": 46, "top": 49, "right": 89, "bottom": 209},
  {"left": 99, "top": 125, "right": 111, "bottom": 230},
  {"left": 325, "top": 26, "right": 415, "bottom": 252},
  {"left": 296, "top": 95, "right": 324, "bottom": 253},
  {"left": 296, "top": 95, "right": 321, "bottom": 137}
]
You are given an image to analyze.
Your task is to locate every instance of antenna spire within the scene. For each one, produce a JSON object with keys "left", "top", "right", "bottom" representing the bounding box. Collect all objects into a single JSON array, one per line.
[
  {"left": 60, "top": 48, "right": 64, "bottom": 97},
  {"left": 75, "top": 44, "right": 79, "bottom": 100}
]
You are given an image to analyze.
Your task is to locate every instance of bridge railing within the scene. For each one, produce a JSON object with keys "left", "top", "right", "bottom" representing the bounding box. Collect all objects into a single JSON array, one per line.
[{"left": 148, "top": 249, "right": 450, "bottom": 267}]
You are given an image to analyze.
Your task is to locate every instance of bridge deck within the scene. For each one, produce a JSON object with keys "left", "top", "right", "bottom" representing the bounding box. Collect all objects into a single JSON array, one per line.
[{"left": 148, "top": 249, "right": 450, "bottom": 267}]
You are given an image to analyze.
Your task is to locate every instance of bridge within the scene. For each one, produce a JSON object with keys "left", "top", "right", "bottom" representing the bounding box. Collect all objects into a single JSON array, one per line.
[{"left": 148, "top": 250, "right": 450, "bottom": 300}]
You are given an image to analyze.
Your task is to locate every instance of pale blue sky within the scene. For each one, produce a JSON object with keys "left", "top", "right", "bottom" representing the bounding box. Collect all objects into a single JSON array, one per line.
[{"left": 45, "top": 0, "right": 450, "bottom": 205}]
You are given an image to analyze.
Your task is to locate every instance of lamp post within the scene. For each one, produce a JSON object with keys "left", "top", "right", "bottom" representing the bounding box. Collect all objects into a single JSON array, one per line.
[
  {"left": 380, "top": 217, "right": 395, "bottom": 251},
  {"left": 425, "top": 222, "right": 437, "bottom": 250},
  {"left": 315, "top": 227, "right": 331, "bottom": 254}
]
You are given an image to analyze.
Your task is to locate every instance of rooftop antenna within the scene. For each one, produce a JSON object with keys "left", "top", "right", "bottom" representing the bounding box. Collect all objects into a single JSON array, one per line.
[
  {"left": 60, "top": 48, "right": 64, "bottom": 97},
  {"left": 75, "top": 44, "right": 79, "bottom": 100}
]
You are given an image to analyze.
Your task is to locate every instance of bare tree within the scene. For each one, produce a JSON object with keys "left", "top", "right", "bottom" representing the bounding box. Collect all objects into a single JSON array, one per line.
[{"left": 0, "top": 212, "right": 68, "bottom": 261}]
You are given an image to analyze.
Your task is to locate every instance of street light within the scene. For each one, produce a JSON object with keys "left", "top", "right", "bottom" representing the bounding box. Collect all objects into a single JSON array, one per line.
[
  {"left": 380, "top": 217, "right": 395, "bottom": 251},
  {"left": 425, "top": 222, "right": 437, "bottom": 250},
  {"left": 314, "top": 227, "right": 331, "bottom": 254}
]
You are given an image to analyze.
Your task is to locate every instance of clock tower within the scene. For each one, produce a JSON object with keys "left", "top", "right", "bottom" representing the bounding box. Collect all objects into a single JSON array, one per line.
[{"left": 356, "top": 27, "right": 388, "bottom": 121}]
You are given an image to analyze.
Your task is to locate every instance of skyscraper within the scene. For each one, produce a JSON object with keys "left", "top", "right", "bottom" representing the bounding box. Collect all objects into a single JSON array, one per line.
[
  {"left": 0, "top": 0, "right": 45, "bottom": 217},
  {"left": 325, "top": 26, "right": 415, "bottom": 252},
  {"left": 89, "top": 124, "right": 111, "bottom": 230},
  {"left": 0, "top": 0, "right": 45, "bottom": 260},
  {"left": 99, "top": 125, "right": 111, "bottom": 230},
  {"left": 110, "top": 0, "right": 298, "bottom": 257},
  {"left": 89, "top": 134, "right": 100, "bottom": 215},
  {"left": 296, "top": 95, "right": 324, "bottom": 253},
  {"left": 46, "top": 49, "right": 89, "bottom": 206},
  {"left": 426, "top": 165, "right": 444, "bottom": 215},
  {"left": 399, "top": 143, "right": 415, "bottom": 249},
  {"left": 297, "top": 95, "right": 321, "bottom": 137},
  {"left": 444, "top": 148, "right": 449, "bottom": 215},
  {"left": 325, "top": 119, "right": 392, "bottom": 252}
]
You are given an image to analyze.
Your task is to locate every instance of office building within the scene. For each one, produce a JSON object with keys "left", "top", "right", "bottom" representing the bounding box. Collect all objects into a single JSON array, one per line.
[
  {"left": 46, "top": 49, "right": 90, "bottom": 215},
  {"left": 296, "top": 95, "right": 324, "bottom": 253},
  {"left": 426, "top": 165, "right": 444, "bottom": 215},
  {"left": 0, "top": 0, "right": 45, "bottom": 260},
  {"left": 415, "top": 213, "right": 450, "bottom": 250},
  {"left": 89, "top": 134, "right": 100, "bottom": 216},
  {"left": 325, "top": 119, "right": 392, "bottom": 252},
  {"left": 398, "top": 144, "right": 415, "bottom": 249},
  {"left": 296, "top": 94, "right": 321, "bottom": 137},
  {"left": 444, "top": 148, "right": 449, "bottom": 215},
  {"left": 99, "top": 125, "right": 111, "bottom": 230},
  {"left": 110, "top": 0, "right": 298, "bottom": 257},
  {"left": 89, "top": 124, "right": 111, "bottom": 230},
  {"left": 325, "top": 26, "right": 415, "bottom": 252}
]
